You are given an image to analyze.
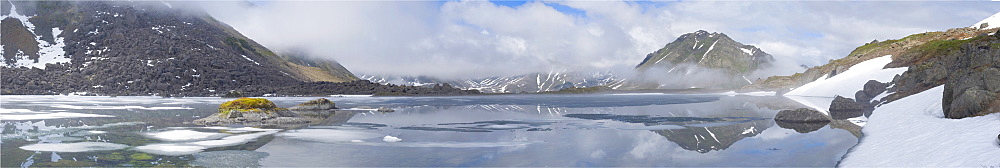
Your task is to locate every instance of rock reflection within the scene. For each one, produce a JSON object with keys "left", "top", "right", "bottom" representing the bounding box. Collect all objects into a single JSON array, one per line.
[{"left": 774, "top": 121, "right": 828, "bottom": 133}]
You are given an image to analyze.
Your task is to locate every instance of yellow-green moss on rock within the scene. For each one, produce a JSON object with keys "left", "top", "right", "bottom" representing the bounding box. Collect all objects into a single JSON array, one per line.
[{"left": 218, "top": 97, "right": 284, "bottom": 113}]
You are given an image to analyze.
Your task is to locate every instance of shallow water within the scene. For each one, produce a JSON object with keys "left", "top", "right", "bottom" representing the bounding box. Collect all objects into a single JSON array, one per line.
[{"left": 1, "top": 94, "right": 857, "bottom": 167}]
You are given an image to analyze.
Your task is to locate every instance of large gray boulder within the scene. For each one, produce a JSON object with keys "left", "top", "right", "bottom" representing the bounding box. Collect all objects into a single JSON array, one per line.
[
  {"left": 288, "top": 98, "right": 337, "bottom": 111},
  {"left": 774, "top": 108, "right": 830, "bottom": 123},
  {"left": 946, "top": 87, "right": 996, "bottom": 118},
  {"left": 829, "top": 96, "right": 864, "bottom": 119}
]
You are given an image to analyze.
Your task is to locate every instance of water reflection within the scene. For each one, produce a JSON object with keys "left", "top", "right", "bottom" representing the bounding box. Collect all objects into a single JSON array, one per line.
[
  {"left": 652, "top": 119, "right": 772, "bottom": 153},
  {"left": 1, "top": 95, "right": 862, "bottom": 167}
]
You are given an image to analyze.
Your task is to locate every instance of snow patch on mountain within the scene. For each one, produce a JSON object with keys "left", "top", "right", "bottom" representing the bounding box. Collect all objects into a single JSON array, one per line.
[
  {"left": 971, "top": 12, "right": 1000, "bottom": 30},
  {"left": 1, "top": 3, "right": 72, "bottom": 69},
  {"left": 784, "top": 55, "right": 907, "bottom": 99}
]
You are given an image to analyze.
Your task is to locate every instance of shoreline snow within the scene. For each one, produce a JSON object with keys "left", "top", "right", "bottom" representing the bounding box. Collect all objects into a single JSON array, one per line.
[{"left": 839, "top": 86, "right": 1000, "bottom": 167}]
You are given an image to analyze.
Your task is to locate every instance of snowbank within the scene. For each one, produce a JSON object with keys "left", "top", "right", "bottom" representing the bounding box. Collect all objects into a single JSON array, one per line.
[
  {"left": 971, "top": 12, "right": 1000, "bottom": 30},
  {"left": 839, "top": 86, "right": 1000, "bottom": 167},
  {"left": 786, "top": 55, "right": 907, "bottom": 99}
]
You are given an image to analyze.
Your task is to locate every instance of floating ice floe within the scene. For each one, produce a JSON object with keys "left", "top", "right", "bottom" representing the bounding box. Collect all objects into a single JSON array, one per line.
[
  {"left": 136, "top": 127, "right": 280, "bottom": 156},
  {"left": 145, "top": 130, "right": 226, "bottom": 141},
  {"left": 19, "top": 142, "right": 127, "bottom": 152},
  {"left": 383, "top": 136, "right": 402, "bottom": 142}
]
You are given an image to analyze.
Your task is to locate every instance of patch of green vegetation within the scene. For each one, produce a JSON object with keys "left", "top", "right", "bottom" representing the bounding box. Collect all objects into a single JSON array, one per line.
[
  {"left": 33, "top": 160, "right": 97, "bottom": 167},
  {"left": 129, "top": 153, "right": 154, "bottom": 161},
  {"left": 224, "top": 37, "right": 256, "bottom": 54},
  {"left": 99, "top": 152, "right": 126, "bottom": 162},
  {"left": 218, "top": 97, "right": 280, "bottom": 114},
  {"left": 915, "top": 36, "right": 980, "bottom": 57},
  {"left": 990, "top": 43, "right": 1000, "bottom": 50}
]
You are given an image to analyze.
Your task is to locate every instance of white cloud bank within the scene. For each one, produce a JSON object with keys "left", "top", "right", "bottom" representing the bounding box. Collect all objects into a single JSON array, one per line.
[{"left": 199, "top": 1, "right": 998, "bottom": 80}]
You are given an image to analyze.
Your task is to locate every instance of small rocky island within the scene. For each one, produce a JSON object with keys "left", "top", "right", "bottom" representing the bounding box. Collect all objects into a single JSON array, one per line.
[{"left": 193, "top": 98, "right": 342, "bottom": 128}]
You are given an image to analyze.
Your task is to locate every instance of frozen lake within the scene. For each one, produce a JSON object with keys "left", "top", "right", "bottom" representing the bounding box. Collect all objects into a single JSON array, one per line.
[{"left": 1, "top": 94, "right": 858, "bottom": 167}]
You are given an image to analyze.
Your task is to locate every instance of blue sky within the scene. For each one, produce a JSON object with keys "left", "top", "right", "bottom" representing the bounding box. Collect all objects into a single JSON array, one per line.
[{"left": 206, "top": 1, "right": 1000, "bottom": 79}]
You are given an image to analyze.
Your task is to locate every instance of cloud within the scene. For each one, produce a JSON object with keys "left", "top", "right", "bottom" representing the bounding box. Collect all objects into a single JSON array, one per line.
[{"left": 198, "top": 1, "right": 999, "bottom": 79}]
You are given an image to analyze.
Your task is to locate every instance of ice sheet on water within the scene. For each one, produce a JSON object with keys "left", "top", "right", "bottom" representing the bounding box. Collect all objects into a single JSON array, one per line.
[
  {"left": 19, "top": 142, "right": 127, "bottom": 152},
  {"left": 145, "top": 130, "right": 226, "bottom": 141},
  {"left": 278, "top": 129, "right": 384, "bottom": 143},
  {"left": 0, "top": 112, "right": 114, "bottom": 120},
  {"left": 135, "top": 144, "right": 207, "bottom": 156},
  {"left": 50, "top": 104, "right": 192, "bottom": 110},
  {"left": 136, "top": 127, "right": 279, "bottom": 155}
]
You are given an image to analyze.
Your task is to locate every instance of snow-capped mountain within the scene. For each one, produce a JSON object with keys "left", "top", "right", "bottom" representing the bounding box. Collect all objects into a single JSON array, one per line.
[
  {"left": 634, "top": 30, "right": 775, "bottom": 89},
  {"left": 363, "top": 71, "right": 636, "bottom": 93}
]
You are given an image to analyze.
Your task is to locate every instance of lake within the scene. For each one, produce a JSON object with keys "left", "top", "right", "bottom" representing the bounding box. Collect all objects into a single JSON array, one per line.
[{"left": 1, "top": 94, "right": 858, "bottom": 167}]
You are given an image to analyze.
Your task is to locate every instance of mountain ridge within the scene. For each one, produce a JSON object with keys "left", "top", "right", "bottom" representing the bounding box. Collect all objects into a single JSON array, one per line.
[{"left": 0, "top": 0, "right": 475, "bottom": 96}]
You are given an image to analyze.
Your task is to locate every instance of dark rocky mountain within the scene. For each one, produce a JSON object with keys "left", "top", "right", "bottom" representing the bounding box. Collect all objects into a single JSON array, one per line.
[
  {"left": 634, "top": 30, "right": 774, "bottom": 89},
  {"left": 0, "top": 1, "right": 477, "bottom": 96}
]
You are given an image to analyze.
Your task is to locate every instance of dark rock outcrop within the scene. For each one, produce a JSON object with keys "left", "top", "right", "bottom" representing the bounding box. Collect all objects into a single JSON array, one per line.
[
  {"left": 774, "top": 108, "right": 830, "bottom": 123},
  {"left": 288, "top": 98, "right": 337, "bottom": 111},
  {"left": 941, "top": 34, "right": 1000, "bottom": 118},
  {"left": 829, "top": 96, "right": 865, "bottom": 119}
]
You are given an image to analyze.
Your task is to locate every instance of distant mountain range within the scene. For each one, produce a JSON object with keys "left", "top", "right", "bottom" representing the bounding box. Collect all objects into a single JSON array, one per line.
[
  {"left": 362, "top": 71, "right": 638, "bottom": 93},
  {"left": 364, "top": 30, "right": 776, "bottom": 92}
]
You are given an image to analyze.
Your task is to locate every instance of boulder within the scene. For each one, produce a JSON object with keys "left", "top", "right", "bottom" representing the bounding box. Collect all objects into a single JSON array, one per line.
[
  {"left": 774, "top": 108, "right": 830, "bottom": 123},
  {"left": 288, "top": 98, "right": 337, "bottom": 111},
  {"left": 862, "top": 80, "right": 888, "bottom": 98},
  {"left": 193, "top": 98, "right": 306, "bottom": 127},
  {"left": 829, "top": 96, "right": 864, "bottom": 119},
  {"left": 376, "top": 107, "right": 395, "bottom": 112},
  {"left": 946, "top": 88, "right": 996, "bottom": 118}
]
